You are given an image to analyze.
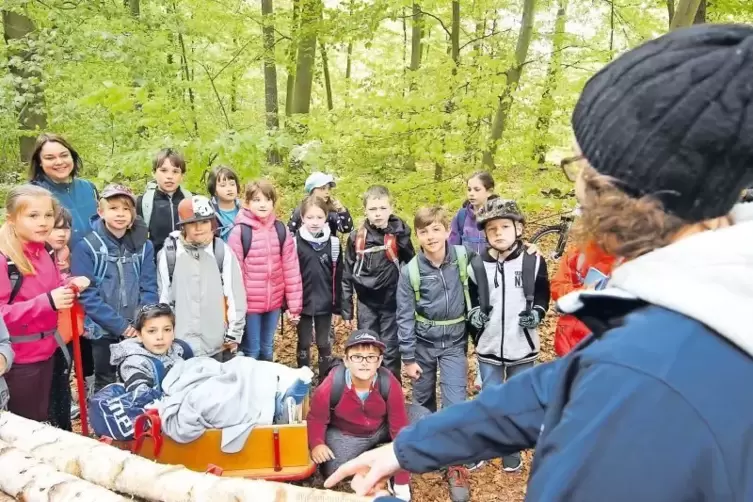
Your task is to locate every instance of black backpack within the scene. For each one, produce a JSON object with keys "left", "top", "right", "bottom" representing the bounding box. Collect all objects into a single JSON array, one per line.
[
  {"left": 238, "top": 220, "right": 287, "bottom": 259},
  {"left": 326, "top": 358, "right": 391, "bottom": 412},
  {"left": 164, "top": 235, "right": 225, "bottom": 283},
  {"left": 4, "top": 244, "right": 56, "bottom": 303}
]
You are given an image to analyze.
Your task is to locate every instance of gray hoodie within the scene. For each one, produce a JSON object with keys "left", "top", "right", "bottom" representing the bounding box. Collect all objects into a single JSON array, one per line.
[
  {"left": 157, "top": 231, "right": 246, "bottom": 357},
  {"left": 110, "top": 337, "right": 189, "bottom": 392},
  {"left": 0, "top": 319, "right": 13, "bottom": 409}
]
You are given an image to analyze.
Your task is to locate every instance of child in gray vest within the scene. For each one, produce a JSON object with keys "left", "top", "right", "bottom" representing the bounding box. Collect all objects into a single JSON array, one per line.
[{"left": 474, "top": 198, "right": 550, "bottom": 473}]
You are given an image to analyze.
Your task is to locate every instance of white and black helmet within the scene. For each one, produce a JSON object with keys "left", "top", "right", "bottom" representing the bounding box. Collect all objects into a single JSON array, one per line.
[{"left": 476, "top": 198, "right": 525, "bottom": 230}]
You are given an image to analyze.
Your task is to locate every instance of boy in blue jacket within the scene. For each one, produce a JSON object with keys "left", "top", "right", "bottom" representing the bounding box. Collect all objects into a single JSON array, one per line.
[
  {"left": 72, "top": 184, "right": 159, "bottom": 392},
  {"left": 324, "top": 24, "right": 753, "bottom": 502}
]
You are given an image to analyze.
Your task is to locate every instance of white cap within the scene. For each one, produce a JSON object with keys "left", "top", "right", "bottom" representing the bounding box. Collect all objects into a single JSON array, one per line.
[{"left": 304, "top": 172, "right": 335, "bottom": 194}]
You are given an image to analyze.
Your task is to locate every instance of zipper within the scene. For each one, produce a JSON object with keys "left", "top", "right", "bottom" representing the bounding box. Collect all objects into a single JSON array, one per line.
[
  {"left": 267, "top": 225, "right": 273, "bottom": 312},
  {"left": 439, "top": 263, "right": 449, "bottom": 349},
  {"left": 168, "top": 194, "right": 175, "bottom": 230},
  {"left": 499, "top": 261, "right": 505, "bottom": 360}
]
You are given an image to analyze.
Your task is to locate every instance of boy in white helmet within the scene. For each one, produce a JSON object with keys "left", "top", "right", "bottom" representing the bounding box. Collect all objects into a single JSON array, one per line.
[
  {"left": 157, "top": 195, "right": 246, "bottom": 361},
  {"left": 288, "top": 172, "right": 354, "bottom": 237}
]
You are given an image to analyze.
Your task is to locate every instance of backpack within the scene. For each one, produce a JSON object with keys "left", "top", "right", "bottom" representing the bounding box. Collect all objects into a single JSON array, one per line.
[
  {"left": 140, "top": 180, "right": 192, "bottom": 229},
  {"left": 4, "top": 244, "right": 56, "bottom": 304},
  {"left": 164, "top": 235, "right": 225, "bottom": 283},
  {"left": 81, "top": 232, "right": 148, "bottom": 287},
  {"left": 353, "top": 225, "right": 399, "bottom": 276},
  {"left": 239, "top": 220, "right": 287, "bottom": 259},
  {"left": 89, "top": 339, "right": 193, "bottom": 440},
  {"left": 326, "top": 358, "right": 391, "bottom": 413}
]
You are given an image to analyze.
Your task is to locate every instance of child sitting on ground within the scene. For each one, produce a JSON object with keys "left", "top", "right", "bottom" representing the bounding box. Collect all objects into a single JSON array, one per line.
[
  {"left": 306, "top": 330, "right": 426, "bottom": 501},
  {"left": 110, "top": 303, "right": 193, "bottom": 392}
]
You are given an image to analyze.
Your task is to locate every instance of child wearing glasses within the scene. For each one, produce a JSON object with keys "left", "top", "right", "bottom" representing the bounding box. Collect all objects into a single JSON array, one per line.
[
  {"left": 306, "top": 330, "right": 428, "bottom": 501},
  {"left": 109, "top": 303, "right": 193, "bottom": 392}
]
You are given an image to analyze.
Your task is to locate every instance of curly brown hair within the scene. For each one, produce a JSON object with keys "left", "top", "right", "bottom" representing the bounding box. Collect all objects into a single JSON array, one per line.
[{"left": 572, "top": 165, "right": 690, "bottom": 260}]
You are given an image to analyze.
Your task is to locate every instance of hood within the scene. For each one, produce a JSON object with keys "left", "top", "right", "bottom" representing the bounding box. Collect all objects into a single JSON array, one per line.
[
  {"left": 562, "top": 205, "right": 753, "bottom": 358},
  {"left": 110, "top": 337, "right": 186, "bottom": 366},
  {"left": 235, "top": 207, "right": 275, "bottom": 229},
  {"left": 384, "top": 214, "right": 410, "bottom": 236}
]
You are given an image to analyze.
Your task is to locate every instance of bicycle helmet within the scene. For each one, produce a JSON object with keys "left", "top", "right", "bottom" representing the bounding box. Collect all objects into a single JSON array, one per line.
[
  {"left": 476, "top": 199, "right": 525, "bottom": 230},
  {"left": 177, "top": 195, "right": 216, "bottom": 226}
]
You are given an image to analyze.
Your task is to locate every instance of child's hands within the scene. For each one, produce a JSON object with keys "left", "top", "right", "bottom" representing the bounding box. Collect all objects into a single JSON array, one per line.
[
  {"left": 287, "top": 312, "right": 300, "bottom": 326},
  {"left": 122, "top": 326, "right": 139, "bottom": 338},
  {"left": 312, "top": 444, "right": 336, "bottom": 464},
  {"left": 331, "top": 198, "right": 345, "bottom": 212},
  {"left": 0, "top": 354, "right": 7, "bottom": 376},
  {"left": 223, "top": 341, "right": 239, "bottom": 353},
  {"left": 50, "top": 286, "right": 76, "bottom": 310},
  {"left": 518, "top": 309, "right": 542, "bottom": 329},
  {"left": 523, "top": 242, "right": 541, "bottom": 256},
  {"left": 404, "top": 362, "right": 423, "bottom": 381}
]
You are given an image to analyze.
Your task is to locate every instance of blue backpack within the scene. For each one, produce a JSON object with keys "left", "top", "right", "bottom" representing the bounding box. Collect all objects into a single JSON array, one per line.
[{"left": 89, "top": 339, "right": 193, "bottom": 440}]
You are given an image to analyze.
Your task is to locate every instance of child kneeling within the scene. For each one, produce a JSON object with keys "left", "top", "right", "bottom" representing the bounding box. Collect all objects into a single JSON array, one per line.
[{"left": 307, "top": 330, "right": 427, "bottom": 501}]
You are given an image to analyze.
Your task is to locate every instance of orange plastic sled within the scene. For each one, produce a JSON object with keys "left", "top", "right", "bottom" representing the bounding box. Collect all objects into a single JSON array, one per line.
[{"left": 104, "top": 403, "right": 316, "bottom": 481}]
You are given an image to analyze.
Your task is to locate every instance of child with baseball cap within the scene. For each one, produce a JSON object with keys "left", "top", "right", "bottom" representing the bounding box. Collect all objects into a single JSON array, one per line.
[
  {"left": 71, "top": 184, "right": 159, "bottom": 392},
  {"left": 307, "top": 329, "right": 428, "bottom": 501},
  {"left": 288, "top": 172, "right": 354, "bottom": 237}
]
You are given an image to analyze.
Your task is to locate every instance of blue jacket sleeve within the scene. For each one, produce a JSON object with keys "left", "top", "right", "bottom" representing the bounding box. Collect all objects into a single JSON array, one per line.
[
  {"left": 71, "top": 240, "right": 129, "bottom": 338},
  {"left": 393, "top": 357, "right": 563, "bottom": 471},
  {"left": 139, "top": 241, "right": 159, "bottom": 305},
  {"left": 525, "top": 362, "right": 725, "bottom": 502}
]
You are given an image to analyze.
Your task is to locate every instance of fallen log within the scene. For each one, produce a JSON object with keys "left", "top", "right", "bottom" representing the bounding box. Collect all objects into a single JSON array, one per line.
[
  {"left": 0, "top": 412, "right": 372, "bottom": 502},
  {"left": 0, "top": 438, "right": 127, "bottom": 502}
]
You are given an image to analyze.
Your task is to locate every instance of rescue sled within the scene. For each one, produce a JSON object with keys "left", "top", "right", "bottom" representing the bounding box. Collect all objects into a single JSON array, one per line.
[{"left": 102, "top": 397, "right": 316, "bottom": 482}]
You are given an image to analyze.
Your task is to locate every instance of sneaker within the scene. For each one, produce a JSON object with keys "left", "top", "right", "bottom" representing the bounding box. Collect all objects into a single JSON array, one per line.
[
  {"left": 465, "top": 460, "right": 486, "bottom": 471},
  {"left": 70, "top": 402, "right": 80, "bottom": 420},
  {"left": 502, "top": 453, "right": 523, "bottom": 473},
  {"left": 392, "top": 482, "right": 411, "bottom": 501},
  {"left": 446, "top": 466, "right": 470, "bottom": 502}
]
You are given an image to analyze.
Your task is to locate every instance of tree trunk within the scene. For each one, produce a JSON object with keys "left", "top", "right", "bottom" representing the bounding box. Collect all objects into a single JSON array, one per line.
[
  {"left": 693, "top": 0, "right": 706, "bottom": 23},
  {"left": 0, "top": 438, "right": 127, "bottom": 502},
  {"left": 409, "top": 2, "right": 423, "bottom": 72},
  {"left": 532, "top": 0, "right": 567, "bottom": 165},
  {"left": 0, "top": 413, "right": 373, "bottom": 502},
  {"left": 669, "top": 0, "right": 702, "bottom": 29},
  {"left": 2, "top": 10, "right": 48, "bottom": 163},
  {"left": 450, "top": 1, "right": 460, "bottom": 65},
  {"left": 321, "top": 43, "right": 333, "bottom": 110},
  {"left": 667, "top": 0, "right": 675, "bottom": 26},
  {"left": 128, "top": 0, "right": 140, "bottom": 18},
  {"left": 261, "top": 0, "right": 280, "bottom": 131},
  {"left": 481, "top": 0, "right": 537, "bottom": 168},
  {"left": 291, "top": 0, "right": 321, "bottom": 114},
  {"left": 285, "top": 0, "right": 301, "bottom": 116}
]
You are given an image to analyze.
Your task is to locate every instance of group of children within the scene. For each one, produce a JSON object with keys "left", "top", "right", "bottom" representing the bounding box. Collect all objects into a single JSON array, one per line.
[{"left": 0, "top": 144, "right": 608, "bottom": 502}]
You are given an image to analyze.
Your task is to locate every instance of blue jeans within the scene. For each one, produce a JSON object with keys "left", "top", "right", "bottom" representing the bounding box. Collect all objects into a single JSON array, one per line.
[
  {"left": 478, "top": 360, "right": 535, "bottom": 389},
  {"left": 241, "top": 310, "right": 280, "bottom": 361}
]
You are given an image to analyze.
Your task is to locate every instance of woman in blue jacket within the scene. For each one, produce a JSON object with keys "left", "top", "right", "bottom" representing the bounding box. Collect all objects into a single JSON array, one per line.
[
  {"left": 325, "top": 24, "right": 753, "bottom": 502},
  {"left": 29, "top": 133, "right": 98, "bottom": 420}
]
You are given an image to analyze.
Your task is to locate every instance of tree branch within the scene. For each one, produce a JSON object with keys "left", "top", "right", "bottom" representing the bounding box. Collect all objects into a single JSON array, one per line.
[
  {"left": 459, "top": 27, "right": 513, "bottom": 51},
  {"left": 416, "top": 8, "right": 451, "bottom": 37}
]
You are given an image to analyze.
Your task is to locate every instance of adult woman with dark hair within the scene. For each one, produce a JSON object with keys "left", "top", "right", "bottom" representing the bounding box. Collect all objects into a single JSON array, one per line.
[
  {"left": 28, "top": 133, "right": 99, "bottom": 248},
  {"left": 326, "top": 24, "right": 753, "bottom": 502},
  {"left": 28, "top": 133, "right": 98, "bottom": 420}
]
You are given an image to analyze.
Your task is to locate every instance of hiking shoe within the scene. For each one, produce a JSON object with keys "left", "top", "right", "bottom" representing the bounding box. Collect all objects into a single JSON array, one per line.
[
  {"left": 70, "top": 402, "right": 80, "bottom": 420},
  {"left": 502, "top": 453, "right": 523, "bottom": 472},
  {"left": 446, "top": 466, "right": 470, "bottom": 502},
  {"left": 392, "top": 481, "right": 411, "bottom": 501}
]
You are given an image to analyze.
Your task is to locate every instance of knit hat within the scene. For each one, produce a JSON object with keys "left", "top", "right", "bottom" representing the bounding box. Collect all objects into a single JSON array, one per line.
[
  {"left": 177, "top": 195, "right": 216, "bottom": 226},
  {"left": 572, "top": 24, "right": 753, "bottom": 223}
]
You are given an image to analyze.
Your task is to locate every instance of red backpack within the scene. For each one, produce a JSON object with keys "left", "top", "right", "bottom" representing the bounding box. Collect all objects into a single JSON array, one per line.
[{"left": 353, "top": 225, "right": 399, "bottom": 275}]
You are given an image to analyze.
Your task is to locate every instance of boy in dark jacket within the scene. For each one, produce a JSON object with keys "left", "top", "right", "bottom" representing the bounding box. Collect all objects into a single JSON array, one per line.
[
  {"left": 307, "top": 330, "right": 426, "bottom": 501},
  {"left": 137, "top": 148, "right": 192, "bottom": 255},
  {"left": 396, "top": 206, "right": 488, "bottom": 502},
  {"left": 72, "top": 184, "right": 159, "bottom": 392},
  {"left": 342, "top": 186, "right": 414, "bottom": 381}
]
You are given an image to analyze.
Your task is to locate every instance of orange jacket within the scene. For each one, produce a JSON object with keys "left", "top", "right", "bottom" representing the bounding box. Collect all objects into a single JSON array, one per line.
[{"left": 551, "top": 243, "right": 616, "bottom": 357}]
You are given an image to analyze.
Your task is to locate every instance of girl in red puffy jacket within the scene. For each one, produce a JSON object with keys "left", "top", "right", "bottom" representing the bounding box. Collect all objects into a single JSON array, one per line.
[
  {"left": 550, "top": 242, "right": 616, "bottom": 356},
  {"left": 228, "top": 180, "right": 302, "bottom": 361}
]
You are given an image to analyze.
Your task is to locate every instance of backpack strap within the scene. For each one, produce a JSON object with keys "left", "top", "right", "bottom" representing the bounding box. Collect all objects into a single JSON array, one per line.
[
  {"left": 144, "top": 356, "right": 167, "bottom": 389},
  {"left": 213, "top": 237, "right": 225, "bottom": 284},
  {"left": 164, "top": 235, "right": 178, "bottom": 283},
  {"left": 454, "top": 245, "right": 472, "bottom": 313},
  {"left": 5, "top": 257, "right": 22, "bottom": 305},
  {"left": 376, "top": 367, "right": 391, "bottom": 402},
  {"left": 141, "top": 181, "right": 157, "bottom": 228},
  {"left": 521, "top": 251, "right": 537, "bottom": 311},
  {"left": 240, "top": 223, "right": 253, "bottom": 259},
  {"left": 329, "top": 363, "right": 346, "bottom": 413},
  {"left": 354, "top": 226, "right": 367, "bottom": 255},
  {"left": 173, "top": 339, "right": 194, "bottom": 359},
  {"left": 407, "top": 257, "right": 421, "bottom": 303},
  {"left": 456, "top": 207, "right": 468, "bottom": 240},
  {"left": 274, "top": 220, "right": 286, "bottom": 256},
  {"left": 82, "top": 232, "right": 109, "bottom": 285},
  {"left": 383, "top": 234, "right": 399, "bottom": 266}
]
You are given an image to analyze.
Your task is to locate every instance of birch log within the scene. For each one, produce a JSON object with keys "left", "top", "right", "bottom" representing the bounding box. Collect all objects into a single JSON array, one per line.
[
  {"left": 0, "top": 412, "right": 372, "bottom": 502},
  {"left": 0, "top": 438, "right": 128, "bottom": 502}
]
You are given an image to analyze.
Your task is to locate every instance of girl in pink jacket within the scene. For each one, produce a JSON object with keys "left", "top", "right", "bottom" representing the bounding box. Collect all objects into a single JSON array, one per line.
[
  {"left": 229, "top": 180, "right": 302, "bottom": 361},
  {"left": 0, "top": 185, "right": 89, "bottom": 421}
]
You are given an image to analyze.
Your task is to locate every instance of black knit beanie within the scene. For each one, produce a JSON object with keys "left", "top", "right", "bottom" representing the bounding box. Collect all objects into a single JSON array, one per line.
[{"left": 572, "top": 24, "right": 753, "bottom": 222}]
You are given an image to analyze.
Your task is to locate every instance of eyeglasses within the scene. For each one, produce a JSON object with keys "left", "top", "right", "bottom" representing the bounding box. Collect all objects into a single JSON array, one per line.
[
  {"left": 348, "top": 354, "right": 381, "bottom": 364},
  {"left": 560, "top": 155, "right": 585, "bottom": 182}
]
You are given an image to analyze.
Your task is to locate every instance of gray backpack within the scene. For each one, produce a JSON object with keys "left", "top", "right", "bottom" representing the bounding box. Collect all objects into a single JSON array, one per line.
[{"left": 140, "top": 180, "right": 192, "bottom": 228}]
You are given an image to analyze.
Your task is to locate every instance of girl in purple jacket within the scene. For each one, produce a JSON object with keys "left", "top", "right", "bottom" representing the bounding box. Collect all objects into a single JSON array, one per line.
[{"left": 448, "top": 172, "right": 497, "bottom": 255}]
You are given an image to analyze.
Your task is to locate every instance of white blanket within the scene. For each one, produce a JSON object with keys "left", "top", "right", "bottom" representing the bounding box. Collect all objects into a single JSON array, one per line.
[{"left": 157, "top": 357, "right": 305, "bottom": 453}]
